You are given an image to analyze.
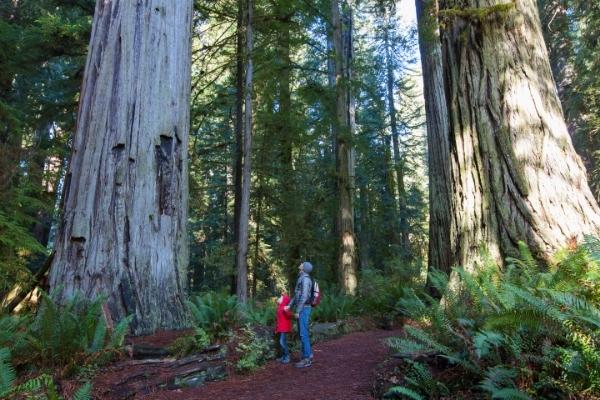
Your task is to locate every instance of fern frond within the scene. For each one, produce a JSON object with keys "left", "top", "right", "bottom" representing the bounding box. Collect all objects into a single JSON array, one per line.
[
  {"left": 0, "top": 347, "right": 16, "bottom": 396},
  {"left": 384, "top": 386, "right": 423, "bottom": 400},
  {"left": 71, "top": 381, "right": 92, "bottom": 400}
]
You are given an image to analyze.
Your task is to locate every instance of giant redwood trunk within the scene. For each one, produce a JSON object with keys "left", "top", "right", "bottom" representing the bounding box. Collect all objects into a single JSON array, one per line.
[
  {"left": 332, "top": 0, "right": 357, "bottom": 295},
  {"left": 49, "top": 0, "right": 193, "bottom": 334},
  {"left": 415, "top": 0, "right": 453, "bottom": 275},
  {"left": 436, "top": 0, "right": 600, "bottom": 269}
]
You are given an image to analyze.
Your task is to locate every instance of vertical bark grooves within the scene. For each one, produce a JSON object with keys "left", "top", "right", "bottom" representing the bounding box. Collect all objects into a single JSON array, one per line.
[
  {"left": 49, "top": 0, "right": 193, "bottom": 335},
  {"left": 415, "top": 0, "right": 453, "bottom": 275},
  {"left": 236, "top": 0, "right": 253, "bottom": 304},
  {"left": 438, "top": 0, "right": 600, "bottom": 270},
  {"left": 332, "top": 0, "right": 357, "bottom": 294}
]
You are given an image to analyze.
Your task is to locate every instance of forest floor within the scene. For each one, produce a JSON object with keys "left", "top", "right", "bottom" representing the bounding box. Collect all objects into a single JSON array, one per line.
[{"left": 90, "top": 326, "right": 403, "bottom": 400}]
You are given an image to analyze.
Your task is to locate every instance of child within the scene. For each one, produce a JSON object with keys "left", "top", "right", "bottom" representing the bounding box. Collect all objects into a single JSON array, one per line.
[{"left": 275, "top": 292, "right": 293, "bottom": 364}]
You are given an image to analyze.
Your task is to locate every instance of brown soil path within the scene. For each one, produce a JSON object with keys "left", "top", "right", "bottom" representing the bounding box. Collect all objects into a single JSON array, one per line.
[{"left": 145, "top": 328, "right": 402, "bottom": 400}]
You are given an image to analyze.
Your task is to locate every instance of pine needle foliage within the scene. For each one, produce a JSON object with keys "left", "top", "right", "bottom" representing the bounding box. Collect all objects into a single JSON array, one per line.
[{"left": 388, "top": 239, "right": 600, "bottom": 398}]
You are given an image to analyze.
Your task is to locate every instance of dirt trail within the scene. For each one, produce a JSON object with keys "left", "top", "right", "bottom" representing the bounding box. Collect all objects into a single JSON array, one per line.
[{"left": 144, "top": 328, "right": 402, "bottom": 400}]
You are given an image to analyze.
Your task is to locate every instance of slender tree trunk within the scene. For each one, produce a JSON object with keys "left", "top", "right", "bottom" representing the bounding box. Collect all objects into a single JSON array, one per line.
[
  {"left": 327, "top": 29, "right": 339, "bottom": 249},
  {"left": 332, "top": 0, "right": 357, "bottom": 295},
  {"left": 236, "top": 0, "right": 253, "bottom": 304},
  {"left": 358, "top": 180, "right": 370, "bottom": 270},
  {"left": 383, "top": 16, "right": 410, "bottom": 257},
  {"left": 49, "top": 0, "right": 193, "bottom": 334},
  {"left": 252, "top": 184, "right": 262, "bottom": 299},
  {"left": 437, "top": 0, "right": 600, "bottom": 270},
  {"left": 276, "top": 10, "right": 300, "bottom": 275},
  {"left": 415, "top": 0, "right": 453, "bottom": 277},
  {"left": 232, "top": 0, "right": 245, "bottom": 295}
]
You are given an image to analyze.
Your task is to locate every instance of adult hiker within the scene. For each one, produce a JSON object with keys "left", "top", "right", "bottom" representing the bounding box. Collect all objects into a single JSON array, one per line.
[{"left": 285, "top": 261, "right": 314, "bottom": 368}]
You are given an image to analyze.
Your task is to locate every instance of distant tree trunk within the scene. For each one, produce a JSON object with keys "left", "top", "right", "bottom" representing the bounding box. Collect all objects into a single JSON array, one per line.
[
  {"left": 358, "top": 180, "right": 370, "bottom": 270},
  {"left": 415, "top": 0, "right": 452, "bottom": 277},
  {"left": 383, "top": 15, "right": 410, "bottom": 257},
  {"left": 327, "top": 29, "right": 339, "bottom": 249},
  {"left": 276, "top": 6, "right": 300, "bottom": 275},
  {"left": 236, "top": 0, "right": 253, "bottom": 304},
  {"left": 436, "top": 0, "right": 600, "bottom": 270},
  {"left": 30, "top": 123, "right": 55, "bottom": 248},
  {"left": 232, "top": 0, "right": 245, "bottom": 295},
  {"left": 332, "top": 0, "right": 357, "bottom": 295},
  {"left": 49, "top": 0, "right": 193, "bottom": 334}
]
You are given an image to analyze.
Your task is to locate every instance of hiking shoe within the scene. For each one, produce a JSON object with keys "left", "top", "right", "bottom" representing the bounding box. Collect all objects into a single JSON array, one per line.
[
  {"left": 277, "top": 356, "right": 290, "bottom": 364},
  {"left": 294, "top": 358, "right": 312, "bottom": 368}
]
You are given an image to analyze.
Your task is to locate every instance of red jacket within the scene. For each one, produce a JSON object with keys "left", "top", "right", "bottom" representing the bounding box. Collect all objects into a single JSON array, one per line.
[{"left": 275, "top": 295, "right": 293, "bottom": 333}]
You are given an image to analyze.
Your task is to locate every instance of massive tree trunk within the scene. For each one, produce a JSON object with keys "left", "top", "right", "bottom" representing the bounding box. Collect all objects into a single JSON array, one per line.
[
  {"left": 332, "top": 0, "right": 357, "bottom": 295},
  {"left": 436, "top": 0, "right": 600, "bottom": 270},
  {"left": 415, "top": 0, "right": 453, "bottom": 275},
  {"left": 236, "top": 0, "right": 253, "bottom": 304},
  {"left": 49, "top": 0, "right": 193, "bottom": 335}
]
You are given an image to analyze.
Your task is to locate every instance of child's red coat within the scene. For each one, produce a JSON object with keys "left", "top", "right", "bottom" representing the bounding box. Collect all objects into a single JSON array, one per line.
[{"left": 275, "top": 295, "right": 293, "bottom": 333}]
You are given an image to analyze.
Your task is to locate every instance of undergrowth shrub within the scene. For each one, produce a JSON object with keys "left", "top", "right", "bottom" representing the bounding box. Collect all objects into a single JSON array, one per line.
[
  {"left": 0, "top": 347, "right": 92, "bottom": 400},
  {"left": 0, "top": 291, "right": 131, "bottom": 399},
  {"left": 242, "top": 301, "right": 276, "bottom": 326},
  {"left": 28, "top": 292, "right": 131, "bottom": 371},
  {"left": 168, "top": 328, "right": 212, "bottom": 358},
  {"left": 386, "top": 239, "right": 600, "bottom": 399},
  {"left": 358, "top": 268, "right": 406, "bottom": 319},
  {"left": 187, "top": 291, "right": 240, "bottom": 338},
  {"left": 312, "top": 292, "right": 357, "bottom": 323},
  {"left": 234, "top": 325, "right": 274, "bottom": 373}
]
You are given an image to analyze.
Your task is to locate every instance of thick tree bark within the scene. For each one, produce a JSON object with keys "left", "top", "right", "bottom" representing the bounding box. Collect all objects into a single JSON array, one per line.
[
  {"left": 236, "top": 0, "right": 253, "bottom": 304},
  {"left": 49, "top": 0, "right": 193, "bottom": 334},
  {"left": 437, "top": 0, "right": 600, "bottom": 270},
  {"left": 415, "top": 0, "right": 453, "bottom": 276},
  {"left": 332, "top": 0, "right": 357, "bottom": 295}
]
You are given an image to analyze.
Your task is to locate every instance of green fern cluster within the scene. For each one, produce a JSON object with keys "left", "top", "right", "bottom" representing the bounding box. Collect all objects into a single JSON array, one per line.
[
  {"left": 25, "top": 291, "right": 131, "bottom": 369},
  {"left": 168, "top": 328, "right": 212, "bottom": 358},
  {"left": 241, "top": 301, "right": 276, "bottom": 326},
  {"left": 234, "top": 324, "right": 274, "bottom": 373},
  {"left": 0, "top": 347, "right": 91, "bottom": 400},
  {"left": 312, "top": 292, "right": 358, "bottom": 323},
  {"left": 0, "top": 291, "right": 131, "bottom": 399},
  {"left": 387, "top": 239, "right": 600, "bottom": 399},
  {"left": 358, "top": 267, "right": 415, "bottom": 322},
  {"left": 187, "top": 291, "right": 240, "bottom": 338}
]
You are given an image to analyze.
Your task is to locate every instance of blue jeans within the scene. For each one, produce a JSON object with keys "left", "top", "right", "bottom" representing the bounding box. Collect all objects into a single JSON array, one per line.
[
  {"left": 279, "top": 332, "right": 289, "bottom": 360},
  {"left": 298, "top": 306, "right": 312, "bottom": 359}
]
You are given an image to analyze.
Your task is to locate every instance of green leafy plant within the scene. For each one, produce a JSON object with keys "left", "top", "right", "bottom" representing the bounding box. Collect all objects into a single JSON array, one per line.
[
  {"left": 387, "top": 239, "right": 600, "bottom": 398},
  {"left": 187, "top": 291, "right": 240, "bottom": 338},
  {"left": 25, "top": 291, "right": 131, "bottom": 371},
  {"left": 241, "top": 301, "right": 276, "bottom": 326},
  {"left": 312, "top": 292, "right": 357, "bottom": 323},
  {"left": 169, "top": 328, "right": 212, "bottom": 358},
  {"left": 234, "top": 325, "right": 274, "bottom": 373},
  {"left": 1, "top": 347, "right": 91, "bottom": 400}
]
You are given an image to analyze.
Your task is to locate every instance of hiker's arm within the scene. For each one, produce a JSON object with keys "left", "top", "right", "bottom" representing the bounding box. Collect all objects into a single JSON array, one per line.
[
  {"left": 295, "top": 277, "right": 311, "bottom": 313},
  {"left": 287, "top": 292, "right": 297, "bottom": 311}
]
